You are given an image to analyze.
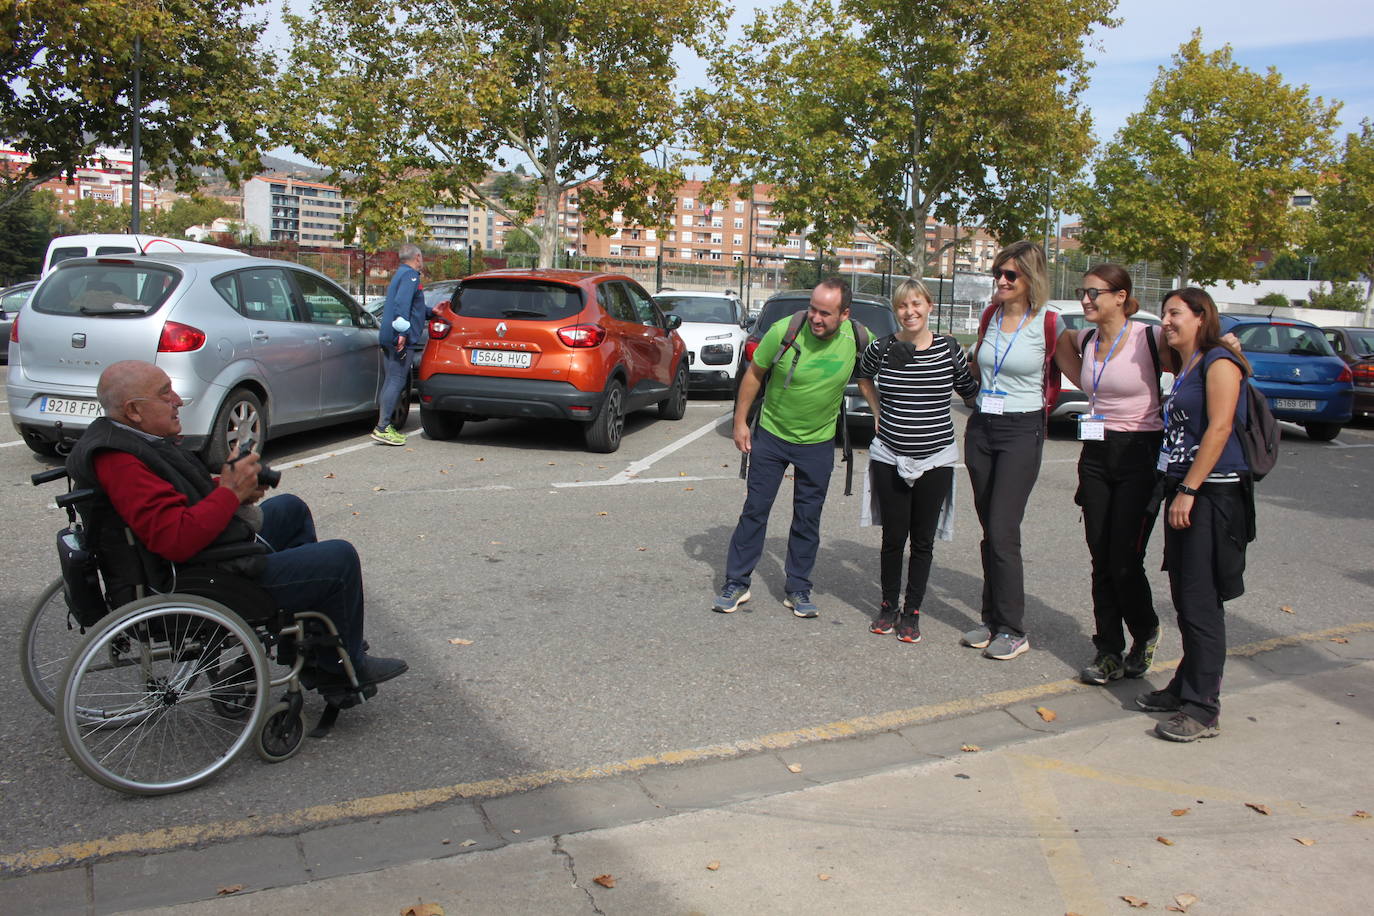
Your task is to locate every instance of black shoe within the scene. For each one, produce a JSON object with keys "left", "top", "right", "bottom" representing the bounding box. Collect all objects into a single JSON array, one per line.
[
  {"left": 1154, "top": 711, "right": 1220, "bottom": 742},
  {"left": 1135, "top": 688, "right": 1182, "bottom": 712},
  {"left": 354, "top": 654, "right": 408, "bottom": 687},
  {"left": 1123, "top": 628, "right": 1160, "bottom": 678}
]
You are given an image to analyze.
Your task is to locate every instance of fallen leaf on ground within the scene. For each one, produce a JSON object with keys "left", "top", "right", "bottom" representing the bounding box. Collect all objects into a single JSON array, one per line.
[
  {"left": 216, "top": 885, "right": 244, "bottom": 896},
  {"left": 706, "top": 861, "right": 720, "bottom": 871},
  {"left": 679, "top": 471, "right": 687, "bottom": 476},
  {"left": 1354, "top": 810, "right": 1370, "bottom": 818},
  {"left": 685, "top": 486, "right": 694, "bottom": 491},
  {"left": 1121, "top": 895, "right": 1148, "bottom": 908},
  {"left": 598, "top": 465, "right": 607, "bottom": 469},
  {"left": 1245, "top": 802, "right": 1272, "bottom": 816},
  {"left": 593, "top": 874, "right": 615, "bottom": 888},
  {"left": 637, "top": 546, "right": 647, "bottom": 551},
  {"left": 787, "top": 764, "right": 802, "bottom": 773},
  {"left": 490, "top": 540, "right": 503, "bottom": 545},
  {"left": 401, "top": 905, "right": 444, "bottom": 916},
  {"left": 474, "top": 457, "right": 484, "bottom": 461},
  {"left": 324, "top": 472, "right": 335, "bottom": 479},
  {"left": 817, "top": 874, "right": 831, "bottom": 881},
  {"left": 1036, "top": 706, "right": 1057, "bottom": 722},
  {"left": 1166, "top": 892, "right": 1200, "bottom": 912},
  {"left": 547, "top": 462, "right": 556, "bottom": 466},
  {"left": 1171, "top": 808, "right": 1190, "bottom": 817},
  {"left": 1280, "top": 605, "right": 1294, "bottom": 614},
  {"left": 448, "top": 638, "right": 474, "bottom": 646},
  {"left": 1156, "top": 836, "right": 1175, "bottom": 846},
  {"left": 1330, "top": 636, "right": 1349, "bottom": 643},
  {"left": 597, "top": 511, "right": 609, "bottom": 516},
  {"left": 961, "top": 744, "right": 981, "bottom": 752},
  {"left": 459, "top": 839, "right": 477, "bottom": 847},
  {"left": 372, "top": 485, "right": 385, "bottom": 491},
  {"left": 439, "top": 468, "right": 449, "bottom": 474},
  {"left": 1293, "top": 837, "right": 1316, "bottom": 846}
]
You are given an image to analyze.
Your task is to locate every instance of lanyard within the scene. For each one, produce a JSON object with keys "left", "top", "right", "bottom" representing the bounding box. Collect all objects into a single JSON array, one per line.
[
  {"left": 989, "top": 308, "right": 1029, "bottom": 389},
  {"left": 1162, "top": 351, "right": 1202, "bottom": 434},
  {"left": 1087, "top": 322, "right": 1130, "bottom": 413}
]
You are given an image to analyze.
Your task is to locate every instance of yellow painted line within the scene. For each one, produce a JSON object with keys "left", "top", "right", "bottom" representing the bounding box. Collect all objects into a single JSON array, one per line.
[
  {"left": 1010, "top": 756, "right": 1104, "bottom": 915},
  {"left": 4, "top": 620, "right": 1371, "bottom": 875}
]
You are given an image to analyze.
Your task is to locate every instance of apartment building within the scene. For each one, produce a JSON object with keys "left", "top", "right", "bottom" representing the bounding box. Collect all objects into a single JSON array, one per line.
[
  {"left": 1, "top": 144, "right": 163, "bottom": 216},
  {"left": 243, "top": 175, "right": 355, "bottom": 247}
]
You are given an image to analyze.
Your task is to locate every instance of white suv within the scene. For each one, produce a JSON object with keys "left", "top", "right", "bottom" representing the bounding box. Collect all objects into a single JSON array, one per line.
[{"left": 651, "top": 289, "right": 752, "bottom": 392}]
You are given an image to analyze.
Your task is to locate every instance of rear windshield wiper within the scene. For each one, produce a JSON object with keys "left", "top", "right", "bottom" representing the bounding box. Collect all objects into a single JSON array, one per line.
[
  {"left": 79, "top": 304, "right": 151, "bottom": 315},
  {"left": 499, "top": 309, "right": 548, "bottom": 318}
]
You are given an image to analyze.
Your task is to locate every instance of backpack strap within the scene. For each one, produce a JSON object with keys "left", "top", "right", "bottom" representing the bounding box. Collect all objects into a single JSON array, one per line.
[
  {"left": 772, "top": 310, "right": 810, "bottom": 389},
  {"left": 971, "top": 303, "right": 998, "bottom": 366}
]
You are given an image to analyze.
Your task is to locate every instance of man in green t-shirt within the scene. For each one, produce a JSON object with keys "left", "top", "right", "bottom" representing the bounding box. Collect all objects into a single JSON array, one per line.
[{"left": 712, "top": 278, "right": 860, "bottom": 618}]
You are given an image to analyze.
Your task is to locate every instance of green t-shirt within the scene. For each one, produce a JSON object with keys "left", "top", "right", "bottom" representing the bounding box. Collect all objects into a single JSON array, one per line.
[{"left": 754, "top": 315, "right": 861, "bottom": 444}]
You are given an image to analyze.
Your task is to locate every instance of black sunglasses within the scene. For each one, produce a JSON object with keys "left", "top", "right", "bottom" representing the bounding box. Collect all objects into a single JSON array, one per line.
[
  {"left": 992, "top": 268, "right": 1019, "bottom": 282},
  {"left": 1075, "top": 287, "right": 1121, "bottom": 301}
]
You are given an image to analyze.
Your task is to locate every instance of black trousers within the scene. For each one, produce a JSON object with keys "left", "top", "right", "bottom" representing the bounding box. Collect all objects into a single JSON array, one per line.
[
  {"left": 871, "top": 462, "right": 952, "bottom": 610},
  {"left": 964, "top": 411, "right": 1044, "bottom": 636},
  {"left": 1162, "top": 483, "right": 1247, "bottom": 725},
  {"left": 1075, "top": 431, "right": 1163, "bottom": 656}
]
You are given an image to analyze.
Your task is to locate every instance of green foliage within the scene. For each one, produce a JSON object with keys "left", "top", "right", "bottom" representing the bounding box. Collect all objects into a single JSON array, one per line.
[
  {"left": 1309, "top": 121, "right": 1374, "bottom": 302},
  {"left": 0, "top": 0, "right": 272, "bottom": 214},
  {"left": 502, "top": 225, "right": 541, "bottom": 257},
  {"left": 782, "top": 254, "right": 841, "bottom": 289},
  {"left": 1255, "top": 292, "right": 1291, "bottom": 309},
  {"left": 1306, "top": 281, "right": 1365, "bottom": 311},
  {"left": 143, "top": 196, "right": 239, "bottom": 238},
  {"left": 1071, "top": 32, "right": 1340, "bottom": 284},
  {"left": 276, "top": 0, "right": 726, "bottom": 267},
  {"left": 0, "top": 190, "right": 62, "bottom": 282},
  {"left": 1257, "top": 251, "right": 1351, "bottom": 282},
  {"left": 690, "top": 0, "right": 1116, "bottom": 276},
  {"left": 68, "top": 198, "right": 134, "bottom": 233}
]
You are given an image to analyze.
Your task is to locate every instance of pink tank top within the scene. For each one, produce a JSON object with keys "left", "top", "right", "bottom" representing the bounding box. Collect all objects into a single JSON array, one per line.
[{"left": 1076, "top": 324, "right": 1164, "bottom": 432}]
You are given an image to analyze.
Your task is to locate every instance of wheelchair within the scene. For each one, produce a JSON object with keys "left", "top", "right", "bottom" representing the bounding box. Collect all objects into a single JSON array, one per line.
[{"left": 22, "top": 468, "right": 375, "bottom": 796}]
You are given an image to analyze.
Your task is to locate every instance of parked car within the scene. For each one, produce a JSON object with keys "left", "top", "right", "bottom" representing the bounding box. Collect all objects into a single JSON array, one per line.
[
  {"left": 1219, "top": 315, "right": 1353, "bottom": 441},
  {"left": 1321, "top": 325, "right": 1374, "bottom": 420},
  {"left": 364, "top": 278, "right": 460, "bottom": 319},
  {"left": 417, "top": 269, "right": 688, "bottom": 453},
  {"left": 1047, "top": 302, "right": 1168, "bottom": 423},
  {"left": 42, "top": 233, "right": 246, "bottom": 275},
  {"left": 8, "top": 252, "right": 391, "bottom": 462},
  {"left": 742, "top": 288, "right": 898, "bottom": 433},
  {"left": 1, "top": 280, "right": 37, "bottom": 364},
  {"left": 652, "top": 289, "right": 752, "bottom": 392}
]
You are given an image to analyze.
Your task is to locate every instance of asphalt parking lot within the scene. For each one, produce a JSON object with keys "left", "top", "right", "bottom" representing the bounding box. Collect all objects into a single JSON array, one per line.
[{"left": 2, "top": 391, "right": 1372, "bottom": 872}]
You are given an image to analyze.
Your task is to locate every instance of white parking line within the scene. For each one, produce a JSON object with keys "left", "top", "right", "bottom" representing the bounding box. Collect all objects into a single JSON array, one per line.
[
  {"left": 553, "top": 412, "right": 734, "bottom": 488},
  {"left": 1, "top": 438, "right": 28, "bottom": 448},
  {"left": 281, "top": 441, "right": 377, "bottom": 467}
]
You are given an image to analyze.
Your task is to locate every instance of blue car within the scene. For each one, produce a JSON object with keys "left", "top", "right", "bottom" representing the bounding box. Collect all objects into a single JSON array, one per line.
[{"left": 1220, "top": 315, "right": 1354, "bottom": 441}]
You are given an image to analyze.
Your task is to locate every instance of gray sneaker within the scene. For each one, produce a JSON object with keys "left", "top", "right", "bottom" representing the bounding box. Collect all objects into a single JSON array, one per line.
[
  {"left": 1134, "top": 689, "right": 1182, "bottom": 712},
  {"left": 960, "top": 626, "right": 993, "bottom": 649},
  {"left": 1080, "top": 652, "right": 1125, "bottom": 685},
  {"left": 1124, "top": 628, "right": 1161, "bottom": 678},
  {"left": 1154, "top": 712, "right": 1220, "bottom": 742},
  {"left": 784, "top": 591, "right": 819, "bottom": 618},
  {"left": 983, "top": 632, "right": 1029, "bottom": 660},
  {"left": 711, "top": 583, "right": 751, "bottom": 613}
]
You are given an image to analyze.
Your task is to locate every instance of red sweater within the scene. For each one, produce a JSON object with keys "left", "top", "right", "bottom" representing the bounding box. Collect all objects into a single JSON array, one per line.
[{"left": 93, "top": 451, "right": 242, "bottom": 562}]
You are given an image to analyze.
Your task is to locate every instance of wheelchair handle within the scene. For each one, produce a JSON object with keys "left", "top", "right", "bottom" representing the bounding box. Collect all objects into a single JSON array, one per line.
[
  {"left": 32, "top": 468, "right": 70, "bottom": 486},
  {"left": 54, "top": 488, "right": 98, "bottom": 510}
]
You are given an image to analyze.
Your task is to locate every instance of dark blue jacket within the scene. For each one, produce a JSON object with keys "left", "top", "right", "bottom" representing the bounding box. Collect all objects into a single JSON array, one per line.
[{"left": 379, "top": 262, "right": 430, "bottom": 351}]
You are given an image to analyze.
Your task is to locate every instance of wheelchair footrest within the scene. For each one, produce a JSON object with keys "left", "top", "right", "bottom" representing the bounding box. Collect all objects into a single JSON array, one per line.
[{"left": 308, "top": 683, "right": 377, "bottom": 739}]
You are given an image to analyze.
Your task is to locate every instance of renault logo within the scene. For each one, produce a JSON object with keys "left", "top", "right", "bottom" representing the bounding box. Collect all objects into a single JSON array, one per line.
[
  {"left": 71, "top": 333, "right": 87, "bottom": 349},
  {"left": 496, "top": 321, "right": 508, "bottom": 338}
]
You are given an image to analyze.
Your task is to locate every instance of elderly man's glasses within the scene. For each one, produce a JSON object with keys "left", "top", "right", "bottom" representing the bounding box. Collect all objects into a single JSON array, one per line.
[{"left": 1075, "top": 287, "right": 1120, "bottom": 302}]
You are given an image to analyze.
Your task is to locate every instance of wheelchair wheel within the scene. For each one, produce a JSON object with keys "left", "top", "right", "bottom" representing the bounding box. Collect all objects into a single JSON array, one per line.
[
  {"left": 57, "top": 595, "right": 269, "bottom": 796},
  {"left": 255, "top": 696, "right": 306, "bottom": 763},
  {"left": 21, "top": 577, "right": 78, "bottom": 715}
]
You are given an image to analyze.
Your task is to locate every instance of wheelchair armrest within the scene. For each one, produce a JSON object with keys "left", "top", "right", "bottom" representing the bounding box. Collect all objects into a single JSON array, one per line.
[
  {"left": 55, "top": 488, "right": 98, "bottom": 510},
  {"left": 194, "top": 542, "right": 269, "bottom": 563},
  {"left": 32, "top": 468, "right": 70, "bottom": 486}
]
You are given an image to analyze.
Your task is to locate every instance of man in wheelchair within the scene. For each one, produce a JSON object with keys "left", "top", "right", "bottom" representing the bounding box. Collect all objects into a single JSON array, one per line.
[{"left": 67, "top": 360, "right": 408, "bottom": 696}]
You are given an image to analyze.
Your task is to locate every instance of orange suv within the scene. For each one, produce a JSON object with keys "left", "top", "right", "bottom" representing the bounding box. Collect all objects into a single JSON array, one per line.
[{"left": 417, "top": 270, "right": 689, "bottom": 452}]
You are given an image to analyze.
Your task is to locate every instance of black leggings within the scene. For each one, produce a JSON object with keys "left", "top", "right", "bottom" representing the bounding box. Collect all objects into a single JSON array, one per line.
[{"left": 872, "top": 462, "right": 953, "bottom": 610}]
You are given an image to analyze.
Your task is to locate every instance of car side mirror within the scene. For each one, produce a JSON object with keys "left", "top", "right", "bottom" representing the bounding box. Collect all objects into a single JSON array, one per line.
[
  {"left": 358, "top": 310, "right": 378, "bottom": 329},
  {"left": 665, "top": 314, "right": 682, "bottom": 331},
  {"left": 742, "top": 316, "right": 755, "bottom": 330}
]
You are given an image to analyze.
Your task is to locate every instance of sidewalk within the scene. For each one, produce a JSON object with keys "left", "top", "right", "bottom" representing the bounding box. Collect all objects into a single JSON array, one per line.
[{"left": 8, "top": 630, "right": 1374, "bottom": 916}]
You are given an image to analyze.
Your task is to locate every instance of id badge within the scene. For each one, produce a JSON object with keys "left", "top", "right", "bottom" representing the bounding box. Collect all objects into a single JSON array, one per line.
[
  {"left": 1077, "top": 414, "right": 1106, "bottom": 441},
  {"left": 982, "top": 393, "right": 1006, "bottom": 416},
  {"left": 1156, "top": 449, "right": 1169, "bottom": 472}
]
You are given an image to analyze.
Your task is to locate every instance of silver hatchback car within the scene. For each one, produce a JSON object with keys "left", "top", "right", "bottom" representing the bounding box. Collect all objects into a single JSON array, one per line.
[{"left": 8, "top": 252, "right": 389, "bottom": 464}]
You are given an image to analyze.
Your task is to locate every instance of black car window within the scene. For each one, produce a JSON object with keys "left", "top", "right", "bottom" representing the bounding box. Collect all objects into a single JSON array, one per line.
[
  {"left": 598, "top": 283, "right": 637, "bottom": 322},
  {"left": 94, "top": 246, "right": 137, "bottom": 256},
  {"left": 1324, "top": 331, "right": 1344, "bottom": 354},
  {"left": 30, "top": 264, "right": 179, "bottom": 317},
  {"left": 229, "top": 268, "right": 298, "bottom": 322},
  {"left": 423, "top": 281, "right": 458, "bottom": 309},
  {"left": 1236, "top": 323, "right": 1330, "bottom": 356},
  {"left": 658, "top": 295, "right": 738, "bottom": 324},
  {"left": 1348, "top": 330, "right": 1374, "bottom": 357},
  {"left": 620, "top": 281, "right": 662, "bottom": 327},
  {"left": 1, "top": 285, "right": 32, "bottom": 312},
  {"left": 47, "top": 247, "right": 88, "bottom": 267},
  {"left": 291, "top": 270, "right": 363, "bottom": 327},
  {"left": 456, "top": 279, "right": 583, "bottom": 321}
]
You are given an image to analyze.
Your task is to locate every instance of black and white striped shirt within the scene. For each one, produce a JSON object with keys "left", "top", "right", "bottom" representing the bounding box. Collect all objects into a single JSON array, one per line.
[{"left": 859, "top": 335, "right": 978, "bottom": 459}]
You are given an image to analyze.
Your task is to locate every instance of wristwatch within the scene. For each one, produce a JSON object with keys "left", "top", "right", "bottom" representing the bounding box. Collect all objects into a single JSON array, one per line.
[{"left": 1176, "top": 483, "right": 1199, "bottom": 496}]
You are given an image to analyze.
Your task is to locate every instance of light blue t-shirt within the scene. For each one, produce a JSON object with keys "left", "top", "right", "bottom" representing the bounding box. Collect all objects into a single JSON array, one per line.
[{"left": 976, "top": 310, "right": 1047, "bottom": 414}]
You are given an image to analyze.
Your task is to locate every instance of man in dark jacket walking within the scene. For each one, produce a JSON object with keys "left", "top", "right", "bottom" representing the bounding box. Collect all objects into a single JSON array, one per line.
[{"left": 374, "top": 243, "right": 430, "bottom": 445}]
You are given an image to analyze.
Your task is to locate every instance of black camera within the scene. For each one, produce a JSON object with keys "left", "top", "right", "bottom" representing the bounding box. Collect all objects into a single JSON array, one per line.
[{"left": 229, "top": 439, "right": 281, "bottom": 488}]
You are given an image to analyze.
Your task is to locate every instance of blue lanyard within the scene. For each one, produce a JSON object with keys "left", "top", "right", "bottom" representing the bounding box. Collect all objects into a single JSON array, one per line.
[
  {"left": 1163, "top": 351, "right": 1202, "bottom": 434},
  {"left": 990, "top": 308, "right": 1029, "bottom": 390},
  {"left": 1087, "top": 322, "right": 1130, "bottom": 413}
]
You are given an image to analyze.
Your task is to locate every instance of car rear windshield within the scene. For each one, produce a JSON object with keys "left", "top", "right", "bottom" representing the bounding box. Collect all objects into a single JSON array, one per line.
[
  {"left": 1347, "top": 329, "right": 1374, "bottom": 357},
  {"left": 757, "top": 297, "right": 899, "bottom": 337},
  {"left": 1235, "top": 323, "right": 1332, "bottom": 356},
  {"left": 30, "top": 263, "right": 180, "bottom": 317},
  {"left": 454, "top": 280, "right": 583, "bottom": 321},
  {"left": 658, "top": 296, "right": 737, "bottom": 323}
]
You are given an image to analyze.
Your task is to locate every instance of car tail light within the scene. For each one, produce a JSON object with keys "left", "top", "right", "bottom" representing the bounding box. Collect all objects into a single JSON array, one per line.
[
  {"left": 557, "top": 324, "right": 606, "bottom": 348},
  {"left": 744, "top": 338, "right": 760, "bottom": 364},
  {"left": 157, "top": 320, "right": 206, "bottom": 352},
  {"left": 9, "top": 312, "right": 16, "bottom": 344},
  {"left": 1353, "top": 364, "right": 1374, "bottom": 386},
  {"left": 429, "top": 319, "right": 451, "bottom": 340},
  {"left": 1335, "top": 364, "right": 1353, "bottom": 383}
]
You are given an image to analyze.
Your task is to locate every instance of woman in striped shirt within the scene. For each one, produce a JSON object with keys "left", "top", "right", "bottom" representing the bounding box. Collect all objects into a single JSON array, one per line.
[{"left": 858, "top": 279, "right": 979, "bottom": 643}]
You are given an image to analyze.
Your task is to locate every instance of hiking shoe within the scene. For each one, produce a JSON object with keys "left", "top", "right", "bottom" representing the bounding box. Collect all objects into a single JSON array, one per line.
[
  {"left": 870, "top": 602, "right": 898, "bottom": 635},
  {"left": 896, "top": 612, "right": 921, "bottom": 644},
  {"left": 784, "top": 591, "right": 819, "bottom": 618},
  {"left": 983, "top": 632, "right": 1029, "bottom": 660},
  {"left": 1079, "top": 652, "right": 1125, "bottom": 685},
  {"left": 1134, "top": 689, "right": 1182, "bottom": 712},
  {"left": 1124, "top": 628, "right": 1161, "bottom": 678},
  {"left": 711, "top": 583, "right": 751, "bottom": 613},
  {"left": 371, "top": 424, "right": 407, "bottom": 446},
  {"left": 1154, "top": 712, "right": 1220, "bottom": 742},
  {"left": 961, "top": 626, "right": 993, "bottom": 649}
]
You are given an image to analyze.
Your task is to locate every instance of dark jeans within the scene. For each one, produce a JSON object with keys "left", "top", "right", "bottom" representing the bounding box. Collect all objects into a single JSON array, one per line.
[
  {"left": 725, "top": 425, "right": 834, "bottom": 594},
  {"left": 871, "top": 461, "right": 952, "bottom": 610},
  {"left": 1076, "top": 431, "right": 1163, "bottom": 656},
  {"left": 376, "top": 346, "right": 414, "bottom": 430},
  {"left": 964, "top": 411, "right": 1044, "bottom": 636},
  {"left": 257, "top": 494, "right": 365, "bottom": 665},
  {"left": 1162, "top": 484, "right": 1246, "bottom": 725}
]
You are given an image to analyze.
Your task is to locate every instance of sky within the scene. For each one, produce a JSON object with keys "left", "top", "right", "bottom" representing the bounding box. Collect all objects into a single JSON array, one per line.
[{"left": 266, "top": 0, "right": 1374, "bottom": 165}]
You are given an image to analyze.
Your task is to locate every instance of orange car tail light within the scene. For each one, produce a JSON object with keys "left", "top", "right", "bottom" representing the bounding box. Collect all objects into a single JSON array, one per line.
[
  {"left": 429, "top": 319, "right": 451, "bottom": 340},
  {"left": 557, "top": 324, "right": 606, "bottom": 348}
]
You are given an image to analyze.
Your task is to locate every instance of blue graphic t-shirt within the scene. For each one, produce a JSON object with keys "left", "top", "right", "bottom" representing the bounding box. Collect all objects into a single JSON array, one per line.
[{"left": 1161, "top": 347, "right": 1249, "bottom": 478}]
